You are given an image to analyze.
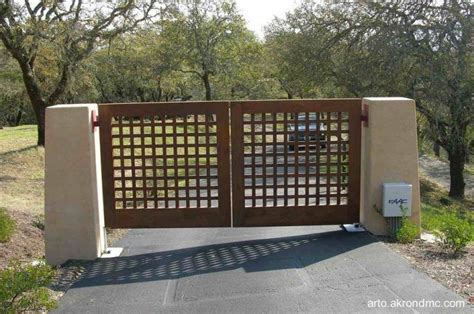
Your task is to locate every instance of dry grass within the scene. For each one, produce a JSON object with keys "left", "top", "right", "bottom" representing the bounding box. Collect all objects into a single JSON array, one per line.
[
  {"left": 0, "top": 125, "right": 127, "bottom": 269},
  {"left": 0, "top": 208, "right": 45, "bottom": 269},
  {"left": 0, "top": 125, "right": 44, "bottom": 216},
  {"left": 0, "top": 126, "right": 45, "bottom": 268}
]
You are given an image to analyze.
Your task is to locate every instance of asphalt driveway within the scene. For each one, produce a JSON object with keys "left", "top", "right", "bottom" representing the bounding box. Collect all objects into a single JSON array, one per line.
[{"left": 55, "top": 226, "right": 469, "bottom": 313}]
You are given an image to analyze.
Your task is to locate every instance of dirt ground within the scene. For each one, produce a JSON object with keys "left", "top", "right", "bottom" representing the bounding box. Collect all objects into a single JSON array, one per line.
[
  {"left": 0, "top": 126, "right": 128, "bottom": 269},
  {"left": 419, "top": 154, "right": 474, "bottom": 199},
  {"left": 0, "top": 207, "right": 127, "bottom": 269},
  {"left": 387, "top": 240, "right": 473, "bottom": 304},
  {"left": 0, "top": 209, "right": 44, "bottom": 269}
]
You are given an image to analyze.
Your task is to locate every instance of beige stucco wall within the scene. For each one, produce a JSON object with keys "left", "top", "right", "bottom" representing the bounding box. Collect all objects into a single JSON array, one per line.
[
  {"left": 45, "top": 104, "right": 106, "bottom": 265},
  {"left": 360, "top": 97, "right": 421, "bottom": 235}
]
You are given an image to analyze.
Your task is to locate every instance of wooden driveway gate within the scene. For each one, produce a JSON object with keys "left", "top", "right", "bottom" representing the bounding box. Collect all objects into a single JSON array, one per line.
[
  {"left": 99, "top": 99, "right": 361, "bottom": 228},
  {"left": 231, "top": 100, "right": 361, "bottom": 226},
  {"left": 99, "top": 102, "right": 231, "bottom": 228}
]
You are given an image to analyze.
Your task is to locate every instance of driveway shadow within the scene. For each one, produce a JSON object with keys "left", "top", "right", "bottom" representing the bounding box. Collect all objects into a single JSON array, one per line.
[{"left": 73, "top": 230, "right": 375, "bottom": 288}]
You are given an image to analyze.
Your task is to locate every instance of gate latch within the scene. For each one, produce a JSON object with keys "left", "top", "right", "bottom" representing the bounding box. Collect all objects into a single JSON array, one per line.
[
  {"left": 91, "top": 110, "right": 99, "bottom": 133},
  {"left": 361, "top": 104, "right": 369, "bottom": 127}
]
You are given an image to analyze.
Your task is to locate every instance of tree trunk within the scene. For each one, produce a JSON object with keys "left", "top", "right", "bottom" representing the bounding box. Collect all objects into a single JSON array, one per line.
[
  {"left": 433, "top": 142, "right": 440, "bottom": 157},
  {"left": 157, "top": 87, "right": 162, "bottom": 102},
  {"left": 202, "top": 72, "right": 214, "bottom": 121},
  {"left": 17, "top": 61, "right": 49, "bottom": 146},
  {"left": 14, "top": 105, "right": 23, "bottom": 126},
  {"left": 33, "top": 103, "right": 46, "bottom": 146},
  {"left": 466, "top": 142, "right": 472, "bottom": 163},
  {"left": 202, "top": 72, "right": 212, "bottom": 101},
  {"left": 447, "top": 147, "right": 466, "bottom": 199}
]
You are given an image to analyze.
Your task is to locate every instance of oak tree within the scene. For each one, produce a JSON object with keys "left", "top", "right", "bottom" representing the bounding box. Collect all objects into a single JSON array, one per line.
[{"left": 0, "top": 0, "right": 159, "bottom": 145}]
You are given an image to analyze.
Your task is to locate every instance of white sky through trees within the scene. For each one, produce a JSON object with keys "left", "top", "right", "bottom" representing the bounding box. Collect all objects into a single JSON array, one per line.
[
  {"left": 10, "top": 0, "right": 302, "bottom": 39},
  {"left": 235, "top": 0, "right": 299, "bottom": 38}
]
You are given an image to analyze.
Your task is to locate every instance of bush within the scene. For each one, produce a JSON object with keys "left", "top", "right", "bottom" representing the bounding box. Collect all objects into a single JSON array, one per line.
[
  {"left": 396, "top": 217, "right": 419, "bottom": 244},
  {"left": 0, "top": 208, "right": 15, "bottom": 242},
  {"left": 32, "top": 214, "right": 45, "bottom": 231},
  {"left": 435, "top": 213, "right": 473, "bottom": 255},
  {"left": 0, "top": 261, "right": 57, "bottom": 313}
]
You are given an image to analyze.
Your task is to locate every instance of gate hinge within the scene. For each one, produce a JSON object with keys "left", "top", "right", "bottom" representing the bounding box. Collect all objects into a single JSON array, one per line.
[
  {"left": 91, "top": 110, "right": 99, "bottom": 132},
  {"left": 361, "top": 104, "right": 369, "bottom": 127}
]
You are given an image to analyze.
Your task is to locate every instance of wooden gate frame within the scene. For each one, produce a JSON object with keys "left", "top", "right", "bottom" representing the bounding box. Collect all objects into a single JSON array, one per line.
[
  {"left": 99, "top": 99, "right": 361, "bottom": 228},
  {"left": 231, "top": 99, "right": 361, "bottom": 227},
  {"left": 99, "top": 102, "right": 231, "bottom": 228}
]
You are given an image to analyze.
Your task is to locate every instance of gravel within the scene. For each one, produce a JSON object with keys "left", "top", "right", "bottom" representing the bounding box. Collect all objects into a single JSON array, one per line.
[{"left": 386, "top": 240, "right": 473, "bottom": 304}]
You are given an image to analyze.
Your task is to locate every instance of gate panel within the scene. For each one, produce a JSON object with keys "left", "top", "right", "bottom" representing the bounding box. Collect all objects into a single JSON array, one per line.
[
  {"left": 231, "top": 99, "right": 361, "bottom": 227},
  {"left": 99, "top": 102, "right": 230, "bottom": 228}
]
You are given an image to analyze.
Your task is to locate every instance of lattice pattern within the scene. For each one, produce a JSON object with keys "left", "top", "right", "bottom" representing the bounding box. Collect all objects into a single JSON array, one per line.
[
  {"left": 242, "top": 112, "right": 350, "bottom": 208},
  {"left": 110, "top": 114, "right": 219, "bottom": 210}
]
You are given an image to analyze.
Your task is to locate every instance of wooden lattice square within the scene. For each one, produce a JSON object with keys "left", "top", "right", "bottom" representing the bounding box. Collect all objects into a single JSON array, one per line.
[
  {"left": 110, "top": 114, "right": 219, "bottom": 210},
  {"left": 242, "top": 112, "right": 350, "bottom": 208}
]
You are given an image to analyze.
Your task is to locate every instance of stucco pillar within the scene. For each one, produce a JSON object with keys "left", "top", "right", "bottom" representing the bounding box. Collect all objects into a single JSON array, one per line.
[
  {"left": 360, "top": 97, "right": 421, "bottom": 235},
  {"left": 45, "top": 104, "right": 106, "bottom": 265}
]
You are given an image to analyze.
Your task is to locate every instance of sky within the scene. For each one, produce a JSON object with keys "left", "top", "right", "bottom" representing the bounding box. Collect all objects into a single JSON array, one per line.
[{"left": 235, "top": 0, "right": 300, "bottom": 39}]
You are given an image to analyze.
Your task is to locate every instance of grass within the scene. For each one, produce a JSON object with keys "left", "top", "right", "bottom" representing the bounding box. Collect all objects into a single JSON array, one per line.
[
  {"left": 0, "top": 125, "right": 38, "bottom": 153},
  {"left": 0, "top": 127, "right": 56, "bottom": 312},
  {"left": 420, "top": 177, "right": 474, "bottom": 231},
  {"left": 0, "top": 123, "right": 218, "bottom": 213},
  {"left": 111, "top": 120, "right": 219, "bottom": 203},
  {"left": 465, "top": 163, "right": 474, "bottom": 176},
  {"left": 1, "top": 124, "right": 472, "bottom": 230},
  {"left": 0, "top": 208, "right": 15, "bottom": 242},
  {"left": 0, "top": 125, "right": 44, "bottom": 216}
]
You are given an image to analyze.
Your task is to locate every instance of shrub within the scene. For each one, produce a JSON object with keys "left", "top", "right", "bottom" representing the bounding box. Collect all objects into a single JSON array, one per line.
[
  {"left": 0, "top": 261, "right": 57, "bottom": 313},
  {"left": 435, "top": 213, "right": 473, "bottom": 255},
  {"left": 32, "top": 214, "right": 45, "bottom": 231},
  {"left": 439, "top": 196, "right": 452, "bottom": 206},
  {"left": 396, "top": 217, "right": 419, "bottom": 244},
  {"left": 0, "top": 208, "right": 15, "bottom": 242}
]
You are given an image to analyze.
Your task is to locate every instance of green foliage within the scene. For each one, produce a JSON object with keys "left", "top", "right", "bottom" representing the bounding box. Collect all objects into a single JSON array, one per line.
[
  {"left": 433, "top": 211, "right": 474, "bottom": 255},
  {"left": 420, "top": 178, "right": 474, "bottom": 231},
  {"left": 0, "top": 208, "right": 15, "bottom": 243},
  {"left": 91, "top": 31, "right": 171, "bottom": 103},
  {"left": 0, "top": 48, "right": 33, "bottom": 127},
  {"left": 267, "top": 0, "right": 472, "bottom": 198},
  {"left": 0, "top": 262, "right": 56, "bottom": 313},
  {"left": 159, "top": 0, "right": 262, "bottom": 100},
  {"left": 421, "top": 203, "right": 442, "bottom": 231},
  {"left": 395, "top": 206, "right": 419, "bottom": 244},
  {"left": 420, "top": 179, "right": 473, "bottom": 254},
  {"left": 396, "top": 217, "right": 419, "bottom": 244}
]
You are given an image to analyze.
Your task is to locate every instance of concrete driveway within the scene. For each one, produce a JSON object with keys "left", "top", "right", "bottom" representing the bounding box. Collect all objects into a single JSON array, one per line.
[{"left": 55, "top": 226, "right": 469, "bottom": 313}]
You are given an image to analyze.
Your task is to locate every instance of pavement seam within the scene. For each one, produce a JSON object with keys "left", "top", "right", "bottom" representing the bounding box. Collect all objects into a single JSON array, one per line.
[{"left": 346, "top": 252, "right": 419, "bottom": 314}]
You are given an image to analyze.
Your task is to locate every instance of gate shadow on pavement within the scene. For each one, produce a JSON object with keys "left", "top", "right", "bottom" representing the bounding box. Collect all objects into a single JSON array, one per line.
[{"left": 73, "top": 230, "right": 376, "bottom": 288}]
